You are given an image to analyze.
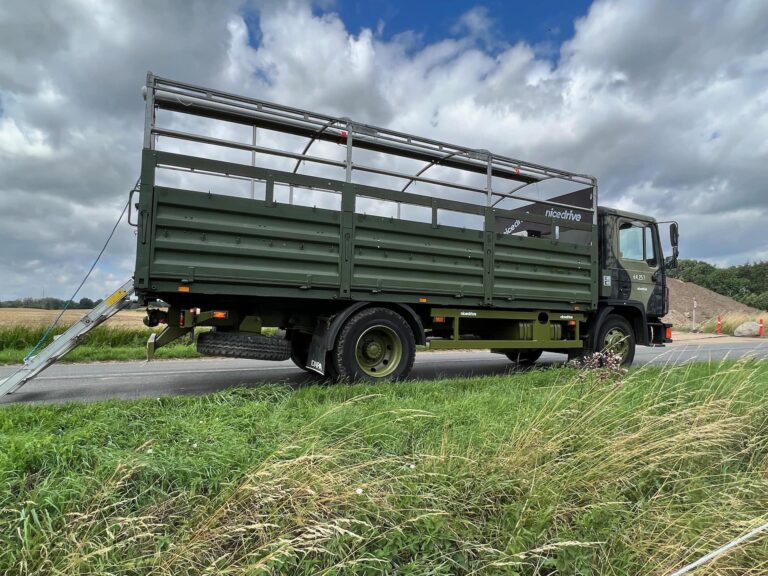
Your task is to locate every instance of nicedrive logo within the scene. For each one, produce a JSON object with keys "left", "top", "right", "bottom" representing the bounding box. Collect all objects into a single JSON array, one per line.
[{"left": 545, "top": 208, "right": 582, "bottom": 222}]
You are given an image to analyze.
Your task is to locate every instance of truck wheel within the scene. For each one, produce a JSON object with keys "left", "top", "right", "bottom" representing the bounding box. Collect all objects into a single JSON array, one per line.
[
  {"left": 197, "top": 331, "right": 291, "bottom": 361},
  {"left": 324, "top": 352, "right": 339, "bottom": 381},
  {"left": 596, "top": 315, "right": 635, "bottom": 365},
  {"left": 333, "top": 307, "right": 416, "bottom": 382},
  {"left": 505, "top": 349, "right": 543, "bottom": 365}
]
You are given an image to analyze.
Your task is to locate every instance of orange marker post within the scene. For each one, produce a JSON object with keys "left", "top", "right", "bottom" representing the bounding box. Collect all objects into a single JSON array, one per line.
[
  {"left": 716, "top": 315, "right": 721, "bottom": 334},
  {"left": 760, "top": 318, "right": 765, "bottom": 338}
]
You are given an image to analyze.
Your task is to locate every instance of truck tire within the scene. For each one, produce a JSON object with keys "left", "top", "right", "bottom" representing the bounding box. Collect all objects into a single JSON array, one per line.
[
  {"left": 197, "top": 331, "right": 291, "bottom": 361},
  {"left": 324, "top": 352, "right": 339, "bottom": 381},
  {"left": 505, "top": 349, "right": 543, "bottom": 365},
  {"left": 332, "top": 307, "right": 416, "bottom": 382},
  {"left": 596, "top": 315, "right": 635, "bottom": 365}
]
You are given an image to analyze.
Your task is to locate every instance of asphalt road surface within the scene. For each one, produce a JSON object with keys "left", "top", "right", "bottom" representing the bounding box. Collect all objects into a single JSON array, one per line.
[{"left": 1, "top": 339, "right": 766, "bottom": 405}]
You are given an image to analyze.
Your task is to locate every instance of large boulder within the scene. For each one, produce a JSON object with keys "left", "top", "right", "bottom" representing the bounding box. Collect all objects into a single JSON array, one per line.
[{"left": 734, "top": 321, "right": 761, "bottom": 337}]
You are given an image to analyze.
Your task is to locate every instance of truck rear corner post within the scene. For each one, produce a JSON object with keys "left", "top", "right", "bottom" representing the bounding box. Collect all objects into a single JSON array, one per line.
[{"left": 0, "top": 73, "right": 680, "bottom": 399}]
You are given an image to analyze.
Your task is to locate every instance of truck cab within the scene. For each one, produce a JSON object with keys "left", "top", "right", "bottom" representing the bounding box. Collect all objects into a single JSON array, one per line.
[{"left": 594, "top": 207, "right": 678, "bottom": 362}]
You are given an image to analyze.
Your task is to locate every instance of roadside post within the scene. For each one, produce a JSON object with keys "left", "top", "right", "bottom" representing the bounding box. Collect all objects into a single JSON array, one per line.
[
  {"left": 716, "top": 315, "right": 721, "bottom": 334},
  {"left": 760, "top": 319, "right": 764, "bottom": 338},
  {"left": 692, "top": 298, "right": 697, "bottom": 331}
]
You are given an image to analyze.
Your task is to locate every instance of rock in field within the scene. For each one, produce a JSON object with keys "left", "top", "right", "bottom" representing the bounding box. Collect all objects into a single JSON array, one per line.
[{"left": 734, "top": 321, "right": 761, "bottom": 337}]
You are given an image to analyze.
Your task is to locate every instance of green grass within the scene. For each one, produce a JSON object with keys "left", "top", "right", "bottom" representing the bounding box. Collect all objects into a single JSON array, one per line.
[
  {"left": 0, "top": 326, "right": 292, "bottom": 364},
  {"left": 0, "top": 325, "right": 199, "bottom": 364},
  {"left": 699, "top": 312, "right": 765, "bottom": 336},
  {"left": 3, "top": 360, "right": 768, "bottom": 574}
]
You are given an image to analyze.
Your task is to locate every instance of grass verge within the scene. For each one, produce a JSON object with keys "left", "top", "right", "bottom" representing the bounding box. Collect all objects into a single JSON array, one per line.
[
  {"left": 699, "top": 312, "right": 765, "bottom": 335},
  {"left": 2, "top": 360, "right": 768, "bottom": 574},
  {"left": 0, "top": 325, "right": 202, "bottom": 364}
]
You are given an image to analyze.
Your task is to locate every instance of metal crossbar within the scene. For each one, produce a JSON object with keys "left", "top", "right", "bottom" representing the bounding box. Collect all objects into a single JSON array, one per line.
[
  {"left": 144, "top": 72, "right": 597, "bottom": 217},
  {"left": 0, "top": 279, "right": 135, "bottom": 400}
]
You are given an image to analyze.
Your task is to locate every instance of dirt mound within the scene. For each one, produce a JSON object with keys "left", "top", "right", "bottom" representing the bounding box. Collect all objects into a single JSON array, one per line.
[{"left": 664, "top": 278, "right": 765, "bottom": 328}]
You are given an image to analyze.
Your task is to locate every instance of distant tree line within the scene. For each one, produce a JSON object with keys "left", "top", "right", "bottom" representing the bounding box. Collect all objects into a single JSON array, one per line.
[
  {"left": 0, "top": 297, "right": 103, "bottom": 310},
  {"left": 668, "top": 260, "right": 768, "bottom": 310}
]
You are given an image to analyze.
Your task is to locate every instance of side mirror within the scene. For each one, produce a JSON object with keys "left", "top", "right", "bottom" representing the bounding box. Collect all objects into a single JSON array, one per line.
[{"left": 666, "top": 222, "right": 679, "bottom": 268}]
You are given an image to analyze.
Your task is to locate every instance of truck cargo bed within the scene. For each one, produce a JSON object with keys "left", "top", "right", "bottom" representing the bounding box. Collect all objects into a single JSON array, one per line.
[{"left": 134, "top": 74, "right": 598, "bottom": 313}]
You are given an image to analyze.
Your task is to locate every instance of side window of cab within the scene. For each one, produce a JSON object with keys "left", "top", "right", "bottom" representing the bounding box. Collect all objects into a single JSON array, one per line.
[{"left": 619, "top": 222, "right": 657, "bottom": 266}]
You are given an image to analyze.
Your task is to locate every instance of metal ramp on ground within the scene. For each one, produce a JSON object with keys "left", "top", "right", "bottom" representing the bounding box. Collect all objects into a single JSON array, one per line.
[{"left": 0, "top": 279, "right": 135, "bottom": 400}]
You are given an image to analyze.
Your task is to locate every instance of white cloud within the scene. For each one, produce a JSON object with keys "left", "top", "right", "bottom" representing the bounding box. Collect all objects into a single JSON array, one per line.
[
  {"left": 452, "top": 6, "right": 493, "bottom": 37},
  {"left": 0, "top": 0, "right": 766, "bottom": 299},
  {"left": 0, "top": 117, "right": 53, "bottom": 158}
]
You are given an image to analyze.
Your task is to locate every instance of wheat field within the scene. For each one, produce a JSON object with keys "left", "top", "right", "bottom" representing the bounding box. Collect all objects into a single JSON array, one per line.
[{"left": 0, "top": 308, "right": 146, "bottom": 328}]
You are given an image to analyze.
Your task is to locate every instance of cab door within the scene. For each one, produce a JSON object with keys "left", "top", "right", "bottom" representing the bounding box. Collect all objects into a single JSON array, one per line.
[{"left": 617, "top": 220, "right": 663, "bottom": 317}]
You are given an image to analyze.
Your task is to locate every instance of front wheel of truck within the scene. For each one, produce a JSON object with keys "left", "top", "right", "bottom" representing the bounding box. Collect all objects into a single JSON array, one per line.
[
  {"left": 332, "top": 307, "right": 416, "bottom": 382},
  {"left": 596, "top": 315, "right": 636, "bottom": 366}
]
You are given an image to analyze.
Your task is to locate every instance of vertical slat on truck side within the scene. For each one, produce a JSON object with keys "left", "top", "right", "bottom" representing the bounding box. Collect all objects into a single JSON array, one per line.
[
  {"left": 483, "top": 208, "right": 495, "bottom": 305},
  {"left": 339, "top": 183, "right": 355, "bottom": 299},
  {"left": 134, "top": 148, "right": 156, "bottom": 291}
]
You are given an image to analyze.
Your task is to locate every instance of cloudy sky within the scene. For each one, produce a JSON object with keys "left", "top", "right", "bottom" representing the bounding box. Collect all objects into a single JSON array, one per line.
[{"left": 1, "top": 0, "right": 766, "bottom": 300}]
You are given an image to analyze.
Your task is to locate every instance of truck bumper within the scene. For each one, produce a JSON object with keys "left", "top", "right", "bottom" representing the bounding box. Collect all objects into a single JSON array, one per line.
[{"left": 648, "top": 321, "right": 673, "bottom": 346}]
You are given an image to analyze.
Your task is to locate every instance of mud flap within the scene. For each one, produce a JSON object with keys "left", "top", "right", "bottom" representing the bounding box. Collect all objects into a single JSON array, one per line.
[{"left": 306, "top": 318, "right": 331, "bottom": 375}]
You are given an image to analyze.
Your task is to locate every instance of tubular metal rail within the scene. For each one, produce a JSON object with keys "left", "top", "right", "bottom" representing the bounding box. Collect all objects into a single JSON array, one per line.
[
  {"left": 0, "top": 279, "right": 135, "bottom": 400},
  {"left": 143, "top": 73, "right": 597, "bottom": 219}
]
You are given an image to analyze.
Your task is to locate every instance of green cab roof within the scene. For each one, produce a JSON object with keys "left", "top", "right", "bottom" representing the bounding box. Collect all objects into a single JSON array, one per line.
[{"left": 598, "top": 205, "right": 656, "bottom": 223}]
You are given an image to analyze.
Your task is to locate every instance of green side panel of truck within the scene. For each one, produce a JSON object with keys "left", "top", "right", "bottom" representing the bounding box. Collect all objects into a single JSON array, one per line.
[{"left": 136, "top": 164, "right": 598, "bottom": 312}]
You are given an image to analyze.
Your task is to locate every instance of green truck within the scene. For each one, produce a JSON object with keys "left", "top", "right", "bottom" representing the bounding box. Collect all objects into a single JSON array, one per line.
[
  {"left": 0, "top": 73, "right": 679, "bottom": 397},
  {"left": 135, "top": 73, "right": 678, "bottom": 380}
]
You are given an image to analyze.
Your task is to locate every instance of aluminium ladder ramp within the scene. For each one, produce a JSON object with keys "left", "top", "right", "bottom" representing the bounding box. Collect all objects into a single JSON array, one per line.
[{"left": 0, "top": 279, "right": 135, "bottom": 400}]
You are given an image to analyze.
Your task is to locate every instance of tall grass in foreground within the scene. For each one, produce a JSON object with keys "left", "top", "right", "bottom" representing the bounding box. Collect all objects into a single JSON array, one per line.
[{"left": 2, "top": 360, "right": 768, "bottom": 574}]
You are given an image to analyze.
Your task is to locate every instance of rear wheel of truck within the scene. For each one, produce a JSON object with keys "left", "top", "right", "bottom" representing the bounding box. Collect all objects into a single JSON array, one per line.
[
  {"left": 504, "top": 349, "right": 543, "bottom": 366},
  {"left": 332, "top": 307, "right": 416, "bottom": 382},
  {"left": 597, "top": 315, "right": 635, "bottom": 365}
]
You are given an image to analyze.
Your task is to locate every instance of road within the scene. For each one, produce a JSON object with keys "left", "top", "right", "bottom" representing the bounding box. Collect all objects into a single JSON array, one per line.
[{"left": 1, "top": 338, "right": 766, "bottom": 405}]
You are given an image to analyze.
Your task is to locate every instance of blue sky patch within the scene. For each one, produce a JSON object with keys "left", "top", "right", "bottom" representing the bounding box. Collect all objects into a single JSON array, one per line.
[{"left": 323, "top": 0, "right": 591, "bottom": 53}]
